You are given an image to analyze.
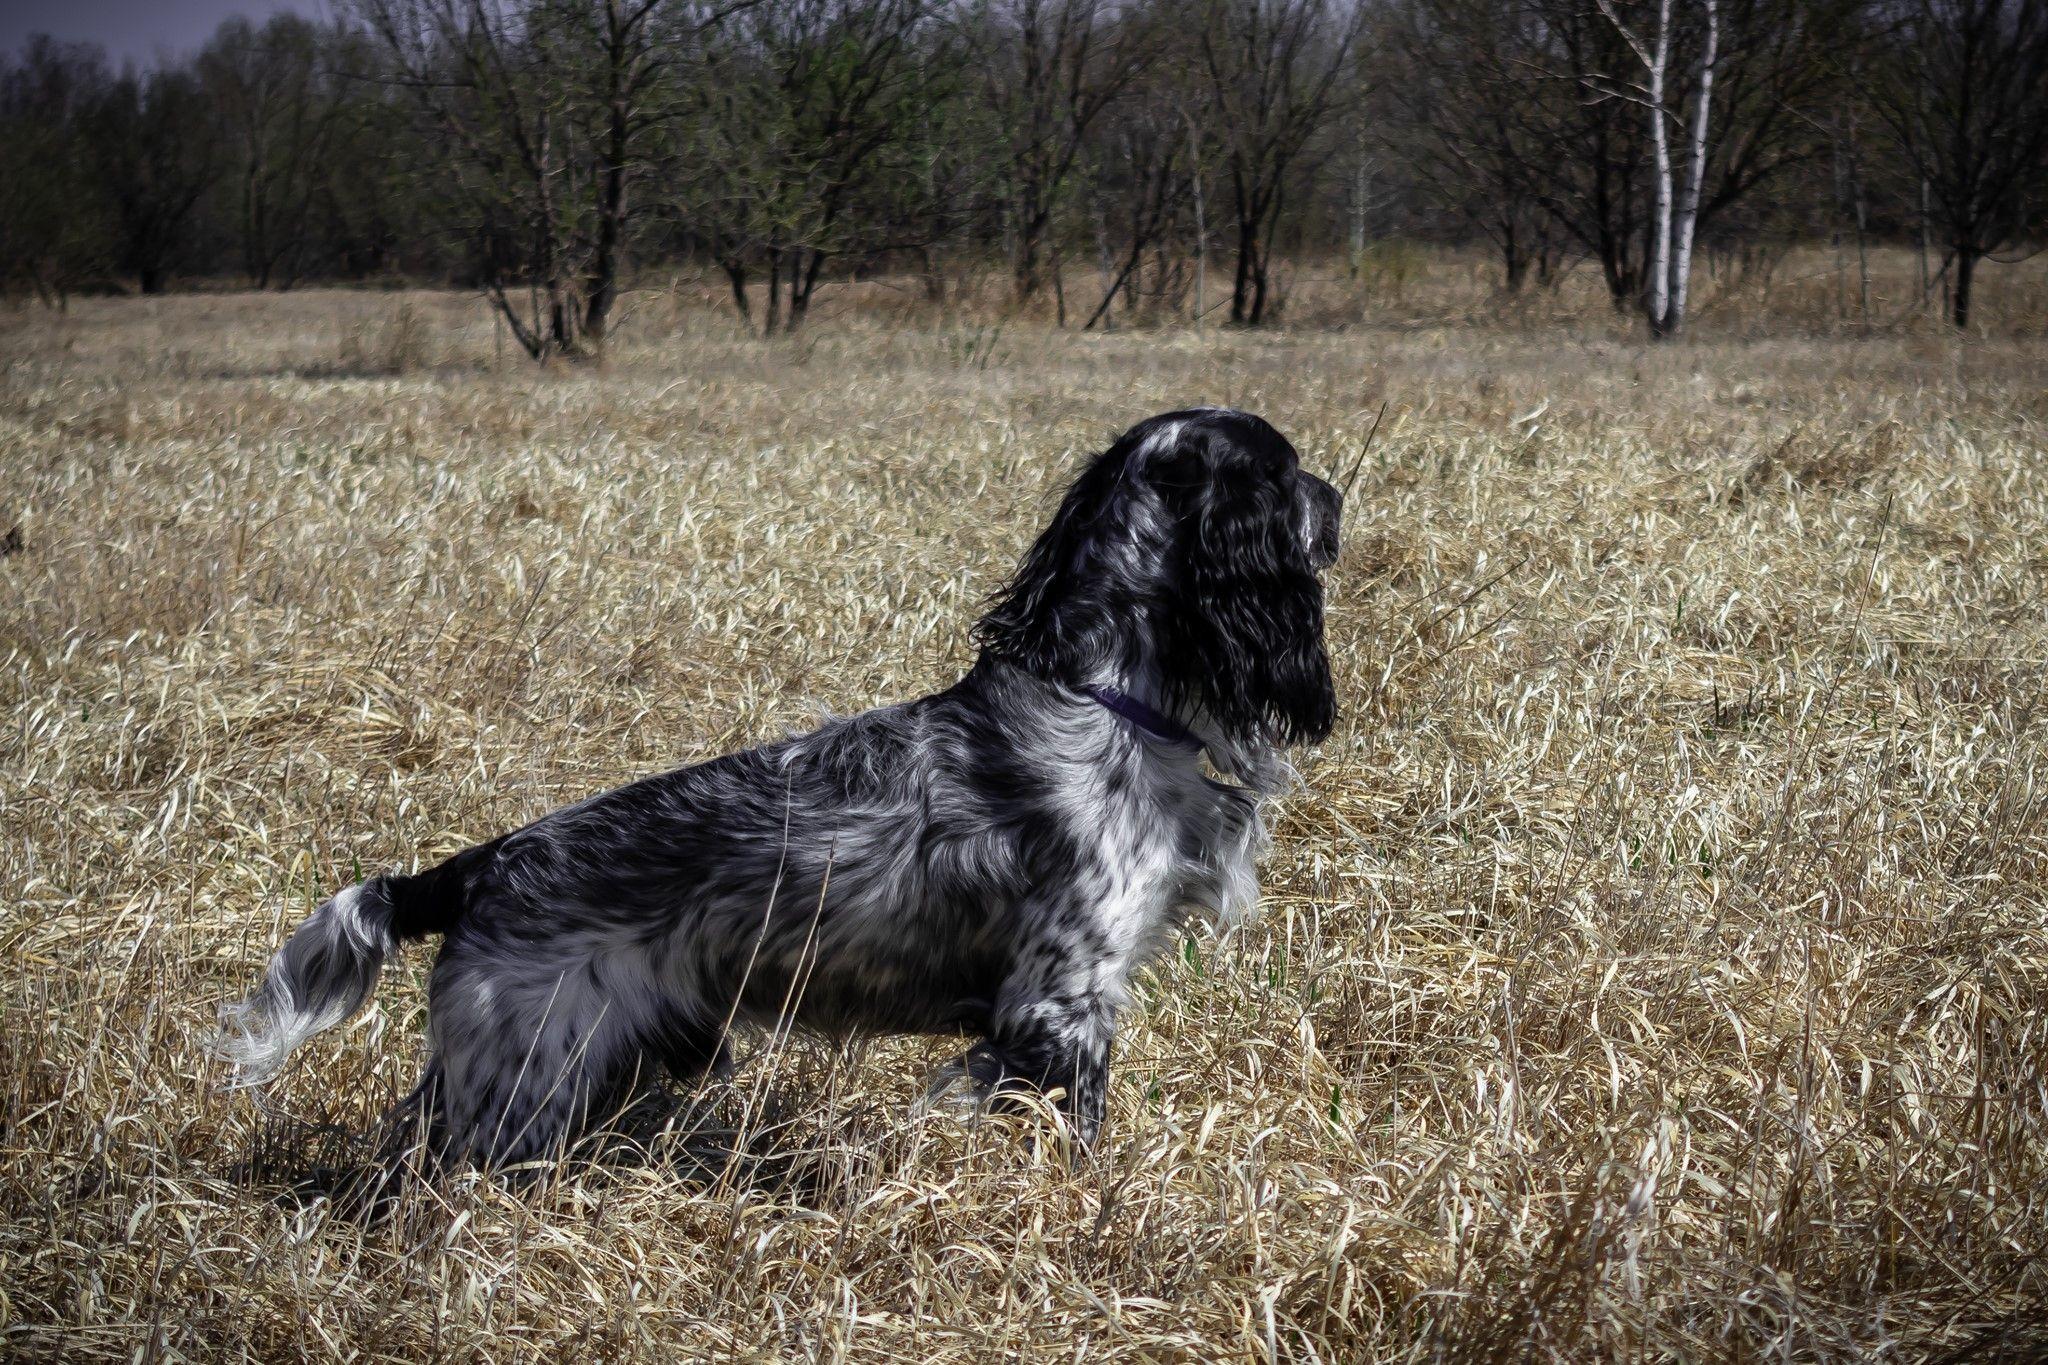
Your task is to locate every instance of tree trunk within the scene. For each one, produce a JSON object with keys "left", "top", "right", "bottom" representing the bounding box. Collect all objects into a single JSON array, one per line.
[
  {"left": 1249, "top": 184, "right": 1285, "bottom": 325},
  {"left": 790, "top": 249, "right": 826, "bottom": 329},
  {"left": 1917, "top": 177, "right": 1932, "bottom": 307},
  {"left": 549, "top": 293, "right": 574, "bottom": 356},
  {"left": 1012, "top": 205, "right": 1046, "bottom": 302},
  {"left": 1664, "top": 0, "right": 1715, "bottom": 338},
  {"left": 1852, "top": 142, "right": 1870, "bottom": 322},
  {"left": 1952, "top": 246, "right": 1975, "bottom": 330},
  {"left": 584, "top": 76, "right": 629, "bottom": 350},
  {"left": 489, "top": 281, "right": 545, "bottom": 360},
  {"left": 1231, "top": 213, "right": 1262, "bottom": 325},
  {"left": 1643, "top": 0, "right": 1673, "bottom": 339},
  {"left": 723, "top": 259, "right": 750, "bottom": 321},
  {"left": 1598, "top": 240, "right": 1633, "bottom": 310},
  {"left": 1348, "top": 152, "right": 1367, "bottom": 273},
  {"left": 764, "top": 250, "right": 783, "bottom": 336},
  {"left": 1190, "top": 118, "right": 1206, "bottom": 326}
]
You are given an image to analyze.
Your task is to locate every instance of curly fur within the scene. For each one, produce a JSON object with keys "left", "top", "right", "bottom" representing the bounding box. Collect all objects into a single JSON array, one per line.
[{"left": 219, "top": 407, "right": 1341, "bottom": 1166}]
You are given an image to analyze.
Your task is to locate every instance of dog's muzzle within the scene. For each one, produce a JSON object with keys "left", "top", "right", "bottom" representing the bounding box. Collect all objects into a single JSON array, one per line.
[{"left": 1301, "top": 475, "right": 1343, "bottom": 571}]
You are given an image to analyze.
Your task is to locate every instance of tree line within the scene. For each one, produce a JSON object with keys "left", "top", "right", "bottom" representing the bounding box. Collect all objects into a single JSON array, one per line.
[{"left": 3, "top": 0, "right": 2043, "bottom": 350}]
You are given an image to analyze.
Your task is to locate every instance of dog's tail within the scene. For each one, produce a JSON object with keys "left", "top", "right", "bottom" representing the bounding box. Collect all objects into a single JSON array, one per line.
[{"left": 217, "top": 841, "right": 497, "bottom": 1086}]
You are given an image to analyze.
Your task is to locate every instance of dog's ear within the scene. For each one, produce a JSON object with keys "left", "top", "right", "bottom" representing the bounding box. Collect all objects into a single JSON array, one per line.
[
  {"left": 1161, "top": 454, "right": 1335, "bottom": 746},
  {"left": 973, "top": 445, "right": 1144, "bottom": 683}
]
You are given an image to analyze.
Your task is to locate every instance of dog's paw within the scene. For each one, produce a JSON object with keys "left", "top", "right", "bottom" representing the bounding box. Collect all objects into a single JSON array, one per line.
[{"left": 916, "top": 1059, "right": 985, "bottom": 1121}]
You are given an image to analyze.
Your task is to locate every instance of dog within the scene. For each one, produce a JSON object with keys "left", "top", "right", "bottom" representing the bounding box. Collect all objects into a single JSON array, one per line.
[{"left": 219, "top": 407, "right": 1340, "bottom": 1167}]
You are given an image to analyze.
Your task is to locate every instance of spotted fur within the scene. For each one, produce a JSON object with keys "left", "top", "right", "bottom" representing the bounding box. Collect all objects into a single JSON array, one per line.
[{"left": 218, "top": 408, "right": 1341, "bottom": 1165}]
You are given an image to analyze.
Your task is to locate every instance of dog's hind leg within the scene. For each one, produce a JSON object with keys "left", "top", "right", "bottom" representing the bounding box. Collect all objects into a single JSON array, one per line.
[
  {"left": 424, "top": 950, "right": 650, "bottom": 1171},
  {"left": 647, "top": 1005, "right": 734, "bottom": 1086}
]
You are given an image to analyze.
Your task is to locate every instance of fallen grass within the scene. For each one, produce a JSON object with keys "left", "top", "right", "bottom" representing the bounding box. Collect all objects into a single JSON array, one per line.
[{"left": 3, "top": 258, "right": 2047, "bottom": 1360}]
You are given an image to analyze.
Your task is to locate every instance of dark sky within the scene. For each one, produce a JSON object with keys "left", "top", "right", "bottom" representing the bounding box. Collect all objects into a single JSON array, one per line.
[{"left": 0, "top": 0, "right": 317, "bottom": 68}]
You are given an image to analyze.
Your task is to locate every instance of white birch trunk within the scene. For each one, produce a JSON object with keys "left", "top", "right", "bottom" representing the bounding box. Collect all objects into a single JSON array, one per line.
[
  {"left": 1645, "top": 0, "right": 1673, "bottom": 335},
  {"left": 1668, "top": 0, "right": 1717, "bottom": 335}
]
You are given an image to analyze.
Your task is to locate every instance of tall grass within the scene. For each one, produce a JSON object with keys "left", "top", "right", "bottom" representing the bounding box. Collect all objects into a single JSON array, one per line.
[{"left": 3, "top": 258, "right": 2047, "bottom": 1360}]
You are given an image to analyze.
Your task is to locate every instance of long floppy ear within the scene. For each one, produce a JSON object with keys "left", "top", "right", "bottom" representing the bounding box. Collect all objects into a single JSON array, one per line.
[
  {"left": 1160, "top": 458, "right": 1335, "bottom": 746},
  {"left": 972, "top": 442, "right": 1149, "bottom": 683}
]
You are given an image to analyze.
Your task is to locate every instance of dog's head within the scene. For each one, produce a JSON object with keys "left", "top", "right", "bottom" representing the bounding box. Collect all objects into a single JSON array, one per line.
[{"left": 975, "top": 408, "right": 1338, "bottom": 747}]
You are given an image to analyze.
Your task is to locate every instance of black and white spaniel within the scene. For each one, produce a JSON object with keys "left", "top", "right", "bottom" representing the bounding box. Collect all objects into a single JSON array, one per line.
[{"left": 221, "top": 408, "right": 1341, "bottom": 1167}]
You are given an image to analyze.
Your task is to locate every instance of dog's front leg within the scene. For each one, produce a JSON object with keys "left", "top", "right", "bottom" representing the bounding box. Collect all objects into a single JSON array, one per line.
[{"left": 955, "top": 959, "right": 1118, "bottom": 1148}]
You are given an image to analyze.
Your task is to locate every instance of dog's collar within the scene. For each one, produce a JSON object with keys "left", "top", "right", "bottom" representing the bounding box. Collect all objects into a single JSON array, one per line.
[{"left": 1082, "top": 685, "right": 1203, "bottom": 753}]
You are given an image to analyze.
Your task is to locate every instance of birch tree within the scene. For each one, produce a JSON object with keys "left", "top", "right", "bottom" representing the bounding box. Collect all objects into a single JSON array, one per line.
[{"left": 1597, "top": 0, "right": 1718, "bottom": 338}]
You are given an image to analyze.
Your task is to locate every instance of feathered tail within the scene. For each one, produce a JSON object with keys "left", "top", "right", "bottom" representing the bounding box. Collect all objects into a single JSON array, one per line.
[{"left": 217, "top": 841, "right": 495, "bottom": 1085}]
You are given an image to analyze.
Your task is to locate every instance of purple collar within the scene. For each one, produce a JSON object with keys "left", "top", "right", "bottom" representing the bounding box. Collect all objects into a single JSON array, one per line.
[{"left": 1082, "top": 685, "right": 1202, "bottom": 753}]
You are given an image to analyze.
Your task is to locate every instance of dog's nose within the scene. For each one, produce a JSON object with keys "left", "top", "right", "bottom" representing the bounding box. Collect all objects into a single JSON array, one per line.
[{"left": 1306, "top": 480, "right": 1342, "bottom": 570}]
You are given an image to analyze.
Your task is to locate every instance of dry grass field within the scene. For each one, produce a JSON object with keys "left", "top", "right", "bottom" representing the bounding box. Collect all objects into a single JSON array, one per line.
[{"left": 5, "top": 253, "right": 2048, "bottom": 1360}]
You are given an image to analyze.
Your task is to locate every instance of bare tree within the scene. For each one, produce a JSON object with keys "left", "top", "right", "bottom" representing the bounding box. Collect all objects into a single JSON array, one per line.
[
  {"left": 0, "top": 38, "right": 114, "bottom": 305},
  {"left": 1396, "top": 0, "right": 1565, "bottom": 292},
  {"left": 1198, "top": 0, "right": 1367, "bottom": 325},
  {"left": 353, "top": 0, "right": 747, "bottom": 359},
  {"left": 87, "top": 65, "right": 220, "bottom": 295},
  {"left": 1595, "top": 0, "right": 1719, "bottom": 338},
  {"left": 1079, "top": 87, "right": 1188, "bottom": 328},
  {"left": 975, "top": 0, "right": 1155, "bottom": 305},
  {"left": 688, "top": 0, "right": 949, "bottom": 333},
  {"left": 1870, "top": 0, "right": 2048, "bottom": 329},
  {"left": 199, "top": 15, "right": 348, "bottom": 288},
  {"left": 1516, "top": 0, "right": 1652, "bottom": 308}
]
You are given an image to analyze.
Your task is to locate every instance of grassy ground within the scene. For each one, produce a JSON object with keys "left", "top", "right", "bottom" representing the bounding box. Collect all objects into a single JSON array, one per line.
[{"left": 4, "top": 256, "right": 2048, "bottom": 1360}]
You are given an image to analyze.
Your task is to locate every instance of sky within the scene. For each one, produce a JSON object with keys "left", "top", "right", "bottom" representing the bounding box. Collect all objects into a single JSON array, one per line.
[{"left": 0, "top": 0, "right": 317, "bottom": 69}]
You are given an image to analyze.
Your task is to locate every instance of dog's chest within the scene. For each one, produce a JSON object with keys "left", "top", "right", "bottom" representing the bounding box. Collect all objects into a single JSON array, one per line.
[{"left": 1074, "top": 759, "right": 1266, "bottom": 955}]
